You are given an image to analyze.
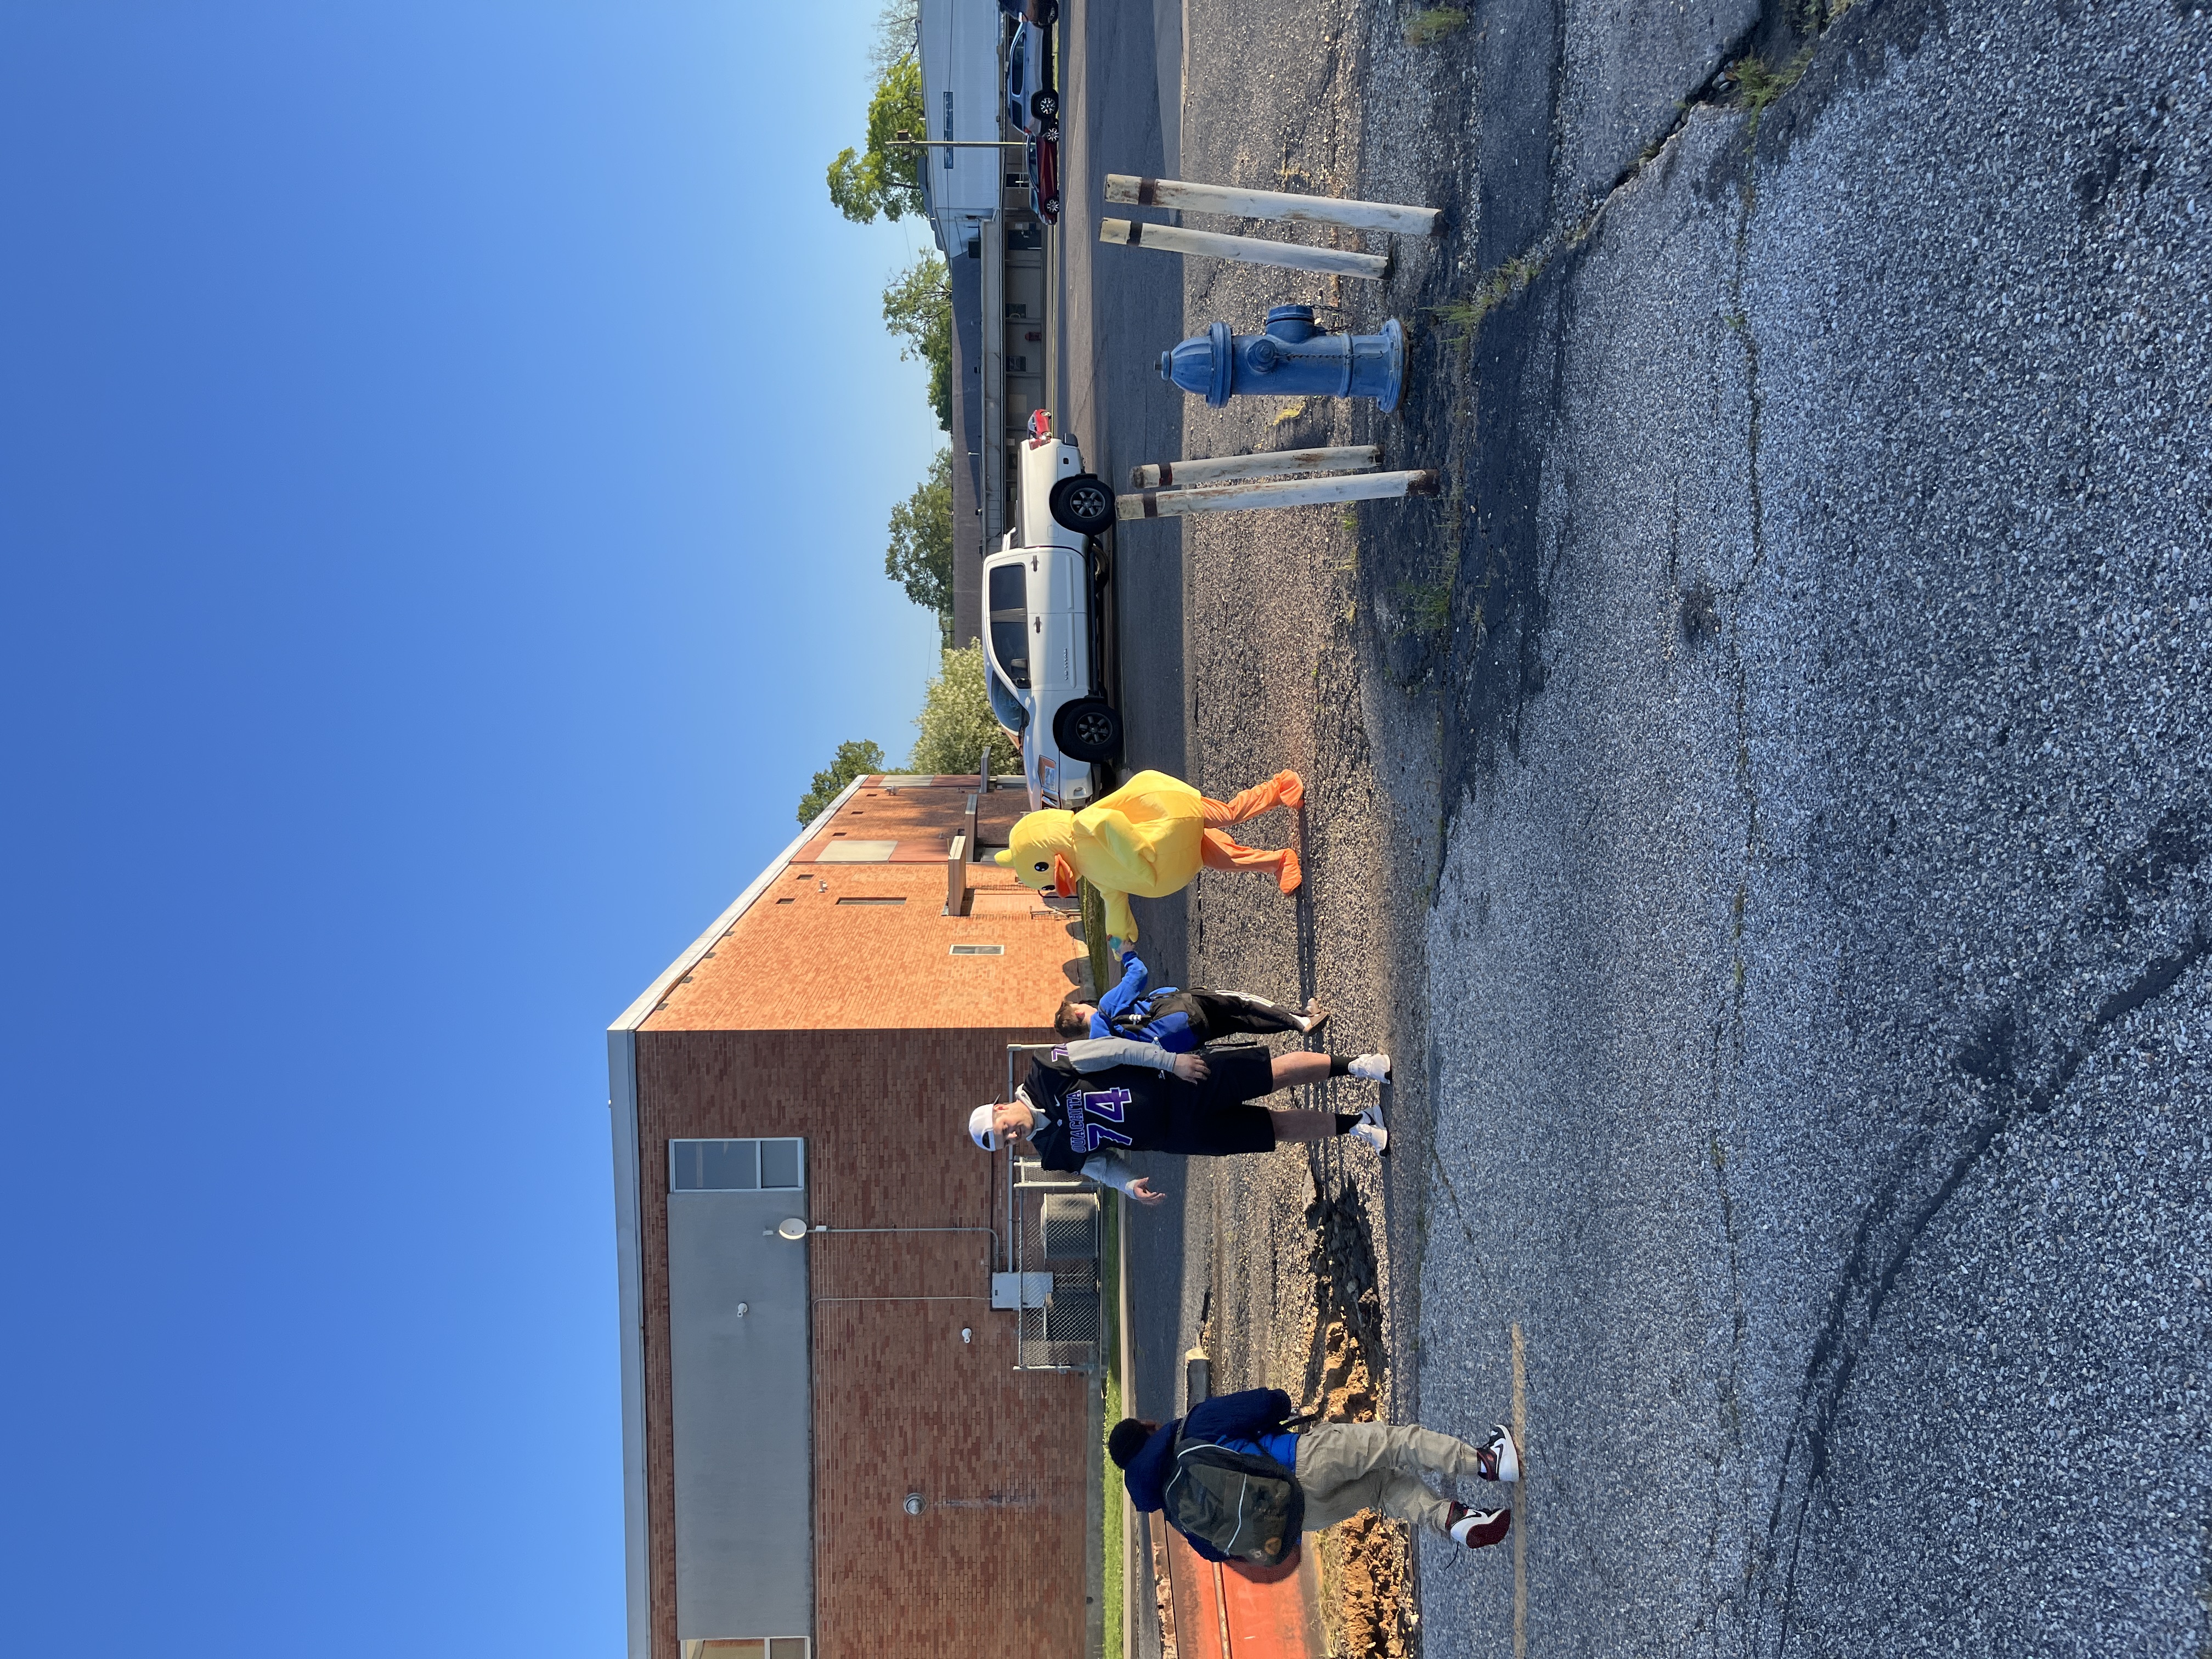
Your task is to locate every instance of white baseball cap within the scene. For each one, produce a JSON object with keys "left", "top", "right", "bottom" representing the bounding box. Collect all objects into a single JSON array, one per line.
[{"left": 969, "top": 1104, "right": 997, "bottom": 1151}]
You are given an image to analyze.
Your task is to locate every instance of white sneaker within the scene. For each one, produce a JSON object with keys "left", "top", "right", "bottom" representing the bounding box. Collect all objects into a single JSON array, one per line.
[
  {"left": 1350, "top": 1117, "right": 1389, "bottom": 1156},
  {"left": 1347, "top": 1052, "right": 1392, "bottom": 1082},
  {"left": 1481, "top": 1425, "right": 1519, "bottom": 1483}
]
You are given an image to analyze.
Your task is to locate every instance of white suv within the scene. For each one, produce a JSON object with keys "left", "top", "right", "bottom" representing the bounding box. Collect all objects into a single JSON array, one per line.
[{"left": 982, "top": 418, "right": 1119, "bottom": 809}]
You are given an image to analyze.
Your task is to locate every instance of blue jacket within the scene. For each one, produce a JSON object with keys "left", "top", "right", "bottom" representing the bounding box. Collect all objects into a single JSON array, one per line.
[
  {"left": 1088, "top": 952, "right": 1199, "bottom": 1051},
  {"left": 1122, "top": 1388, "right": 1300, "bottom": 1563}
]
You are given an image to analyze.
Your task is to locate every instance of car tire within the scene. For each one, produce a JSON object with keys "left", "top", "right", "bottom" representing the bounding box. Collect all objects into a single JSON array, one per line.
[
  {"left": 1054, "top": 699, "right": 1122, "bottom": 764},
  {"left": 1033, "top": 89, "right": 1059, "bottom": 121},
  {"left": 1042, "top": 121, "right": 1060, "bottom": 143},
  {"left": 1042, "top": 192, "right": 1062, "bottom": 219},
  {"left": 1050, "top": 472, "right": 1114, "bottom": 534}
]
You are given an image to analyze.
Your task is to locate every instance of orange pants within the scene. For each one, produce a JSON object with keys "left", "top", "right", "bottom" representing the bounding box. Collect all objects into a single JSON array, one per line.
[{"left": 1199, "top": 770, "right": 1304, "bottom": 894}]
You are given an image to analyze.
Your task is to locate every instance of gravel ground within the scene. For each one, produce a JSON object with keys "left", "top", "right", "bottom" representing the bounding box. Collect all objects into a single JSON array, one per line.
[{"left": 1091, "top": 0, "right": 2212, "bottom": 1651}]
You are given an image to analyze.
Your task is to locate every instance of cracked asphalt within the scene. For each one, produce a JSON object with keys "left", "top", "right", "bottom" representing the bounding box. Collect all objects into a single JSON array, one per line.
[{"left": 1065, "top": 0, "right": 2212, "bottom": 1651}]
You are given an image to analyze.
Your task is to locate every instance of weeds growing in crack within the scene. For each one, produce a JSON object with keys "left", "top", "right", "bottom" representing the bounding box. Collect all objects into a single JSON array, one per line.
[
  {"left": 1429, "top": 255, "right": 1547, "bottom": 354},
  {"left": 1724, "top": 47, "right": 1814, "bottom": 131},
  {"left": 1402, "top": 5, "right": 1468, "bottom": 44},
  {"left": 1396, "top": 574, "right": 1454, "bottom": 634}
]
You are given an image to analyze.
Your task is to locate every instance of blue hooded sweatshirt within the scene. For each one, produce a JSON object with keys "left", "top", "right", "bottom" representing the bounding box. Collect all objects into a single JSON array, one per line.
[
  {"left": 1087, "top": 952, "right": 1201, "bottom": 1051},
  {"left": 1121, "top": 1388, "right": 1300, "bottom": 1563}
]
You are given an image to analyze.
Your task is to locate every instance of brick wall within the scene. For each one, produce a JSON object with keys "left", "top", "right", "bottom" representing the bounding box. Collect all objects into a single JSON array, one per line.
[{"left": 635, "top": 1026, "right": 1088, "bottom": 1659}]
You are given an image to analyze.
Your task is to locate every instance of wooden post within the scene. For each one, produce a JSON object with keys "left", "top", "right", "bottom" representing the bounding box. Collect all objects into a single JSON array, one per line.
[
  {"left": 945, "top": 833, "right": 968, "bottom": 917},
  {"left": 1104, "top": 173, "right": 1441, "bottom": 236},
  {"left": 1098, "top": 218, "right": 1387, "bottom": 281},
  {"left": 1130, "top": 445, "right": 1379, "bottom": 489},
  {"left": 1118, "top": 470, "right": 1440, "bottom": 521}
]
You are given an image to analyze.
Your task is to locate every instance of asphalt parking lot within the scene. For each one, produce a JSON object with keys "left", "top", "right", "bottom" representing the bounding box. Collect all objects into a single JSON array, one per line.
[{"left": 1061, "top": 0, "right": 2212, "bottom": 1651}]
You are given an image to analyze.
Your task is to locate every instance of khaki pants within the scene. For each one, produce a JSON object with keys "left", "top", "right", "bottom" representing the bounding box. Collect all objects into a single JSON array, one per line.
[{"left": 1293, "top": 1423, "right": 1487, "bottom": 1538}]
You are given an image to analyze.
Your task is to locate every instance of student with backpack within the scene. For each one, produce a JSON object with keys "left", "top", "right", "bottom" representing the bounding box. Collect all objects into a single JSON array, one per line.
[
  {"left": 1109, "top": 1388, "right": 1517, "bottom": 1564},
  {"left": 1053, "top": 947, "right": 1327, "bottom": 1051}
]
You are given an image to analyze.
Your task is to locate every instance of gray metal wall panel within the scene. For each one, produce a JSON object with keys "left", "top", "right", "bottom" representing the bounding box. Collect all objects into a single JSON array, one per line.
[{"left": 667, "top": 1188, "right": 814, "bottom": 1641}]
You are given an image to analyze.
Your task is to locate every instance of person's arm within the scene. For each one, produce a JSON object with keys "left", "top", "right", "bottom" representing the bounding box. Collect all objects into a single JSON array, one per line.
[
  {"left": 1094, "top": 952, "right": 1150, "bottom": 1025},
  {"left": 1079, "top": 1150, "right": 1164, "bottom": 1206},
  {"left": 1184, "top": 1388, "right": 1296, "bottom": 1443},
  {"left": 1060, "top": 1035, "right": 1176, "bottom": 1073}
]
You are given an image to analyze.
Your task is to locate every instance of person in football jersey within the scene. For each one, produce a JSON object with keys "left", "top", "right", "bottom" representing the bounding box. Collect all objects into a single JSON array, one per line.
[
  {"left": 1052, "top": 947, "right": 1325, "bottom": 1050},
  {"left": 1109, "top": 1389, "right": 1518, "bottom": 1557},
  {"left": 964, "top": 1036, "right": 1392, "bottom": 1204}
]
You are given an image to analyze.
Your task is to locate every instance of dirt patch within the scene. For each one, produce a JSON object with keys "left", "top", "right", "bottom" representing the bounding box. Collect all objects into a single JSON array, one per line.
[{"left": 1301, "top": 1177, "right": 1415, "bottom": 1659}]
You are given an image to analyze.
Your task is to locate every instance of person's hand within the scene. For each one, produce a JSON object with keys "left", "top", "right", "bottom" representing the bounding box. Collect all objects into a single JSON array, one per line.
[
  {"left": 1126, "top": 1177, "right": 1166, "bottom": 1206},
  {"left": 1109, "top": 936, "right": 1128, "bottom": 957},
  {"left": 1171, "top": 1052, "right": 1210, "bottom": 1082}
]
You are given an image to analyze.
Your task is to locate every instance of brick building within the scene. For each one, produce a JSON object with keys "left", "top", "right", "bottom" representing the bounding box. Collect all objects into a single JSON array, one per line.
[{"left": 606, "top": 774, "right": 1099, "bottom": 1659}]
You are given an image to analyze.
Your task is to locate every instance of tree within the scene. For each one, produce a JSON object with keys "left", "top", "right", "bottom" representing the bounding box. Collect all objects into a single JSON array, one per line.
[
  {"left": 882, "top": 252, "right": 953, "bottom": 432},
  {"left": 909, "top": 644, "right": 1013, "bottom": 775},
  {"left": 887, "top": 448, "right": 953, "bottom": 642},
  {"left": 826, "top": 56, "right": 925, "bottom": 224},
  {"left": 797, "top": 738, "right": 887, "bottom": 825}
]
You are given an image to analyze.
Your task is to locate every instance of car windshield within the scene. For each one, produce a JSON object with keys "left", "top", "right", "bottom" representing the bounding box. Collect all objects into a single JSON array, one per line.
[{"left": 986, "top": 562, "right": 1030, "bottom": 691}]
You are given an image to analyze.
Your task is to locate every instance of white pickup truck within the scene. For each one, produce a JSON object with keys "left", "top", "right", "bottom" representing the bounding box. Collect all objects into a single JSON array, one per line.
[{"left": 981, "top": 417, "right": 1119, "bottom": 810}]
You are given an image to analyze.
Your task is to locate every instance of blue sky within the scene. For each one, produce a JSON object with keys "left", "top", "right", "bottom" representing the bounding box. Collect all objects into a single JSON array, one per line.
[{"left": 0, "top": 5, "right": 943, "bottom": 1652}]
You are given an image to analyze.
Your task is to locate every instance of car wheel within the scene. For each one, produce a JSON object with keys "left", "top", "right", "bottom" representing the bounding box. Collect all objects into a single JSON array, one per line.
[
  {"left": 1050, "top": 472, "right": 1114, "bottom": 534},
  {"left": 1042, "top": 193, "right": 1062, "bottom": 219},
  {"left": 1054, "top": 699, "right": 1122, "bottom": 764},
  {"left": 1033, "top": 89, "right": 1059, "bottom": 121},
  {"left": 1042, "top": 121, "right": 1060, "bottom": 143}
]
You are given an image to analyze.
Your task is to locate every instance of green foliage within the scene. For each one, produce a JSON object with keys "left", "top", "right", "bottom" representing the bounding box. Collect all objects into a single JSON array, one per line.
[
  {"left": 1403, "top": 6, "right": 1468, "bottom": 43},
  {"left": 1429, "top": 253, "right": 1549, "bottom": 354},
  {"left": 827, "top": 56, "right": 926, "bottom": 224},
  {"left": 887, "top": 448, "right": 955, "bottom": 644},
  {"left": 909, "top": 644, "right": 1010, "bottom": 775},
  {"left": 1730, "top": 48, "right": 1812, "bottom": 115},
  {"left": 1396, "top": 575, "right": 1454, "bottom": 634},
  {"left": 797, "top": 738, "right": 887, "bottom": 825},
  {"left": 883, "top": 252, "right": 953, "bottom": 432},
  {"left": 1099, "top": 1190, "right": 1123, "bottom": 1659}
]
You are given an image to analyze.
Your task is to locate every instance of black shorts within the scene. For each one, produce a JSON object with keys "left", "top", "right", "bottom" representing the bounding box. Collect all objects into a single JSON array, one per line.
[{"left": 1155, "top": 1045, "right": 1279, "bottom": 1156}]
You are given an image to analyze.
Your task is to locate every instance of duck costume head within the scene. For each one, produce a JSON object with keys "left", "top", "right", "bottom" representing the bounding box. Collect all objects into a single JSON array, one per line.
[
  {"left": 991, "top": 769, "right": 1301, "bottom": 944},
  {"left": 996, "top": 810, "right": 1081, "bottom": 898}
]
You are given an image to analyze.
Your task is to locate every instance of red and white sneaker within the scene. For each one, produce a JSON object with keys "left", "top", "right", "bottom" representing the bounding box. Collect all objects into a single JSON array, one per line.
[
  {"left": 1477, "top": 1425, "right": 1519, "bottom": 1483},
  {"left": 1447, "top": 1503, "right": 1511, "bottom": 1549}
]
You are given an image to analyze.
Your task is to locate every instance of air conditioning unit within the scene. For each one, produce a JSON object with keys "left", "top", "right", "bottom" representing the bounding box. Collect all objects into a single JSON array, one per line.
[{"left": 1041, "top": 1193, "right": 1099, "bottom": 1262}]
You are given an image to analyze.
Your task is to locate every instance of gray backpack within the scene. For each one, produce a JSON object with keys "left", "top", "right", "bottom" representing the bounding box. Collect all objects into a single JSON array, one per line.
[{"left": 1162, "top": 1431, "right": 1305, "bottom": 1566}]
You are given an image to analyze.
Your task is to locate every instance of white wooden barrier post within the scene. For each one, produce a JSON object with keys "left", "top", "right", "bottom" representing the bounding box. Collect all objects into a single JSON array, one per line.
[
  {"left": 1104, "top": 174, "right": 1442, "bottom": 237},
  {"left": 1098, "top": 218, "right": 1387, "bottom": 282},
  {"left": 1118, "top": 470, "right": 1440, "bottom": 521},
  {"left": 1131, "top": 445, "right": 1379, "bottom": 489}
]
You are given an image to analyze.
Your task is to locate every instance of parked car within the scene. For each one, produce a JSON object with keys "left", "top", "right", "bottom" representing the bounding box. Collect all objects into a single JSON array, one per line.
[
  {"left": 981, "top": 415, "right": 1120, "bottom": 809},
  {"left": 1025, "top": 133, "right": 1062, "bottom": 224},
  {"left": 1003, "top": 18, "right": 1059, "bottom": 140},
  {"left": 996, "top": 0, "right": 1059, "bottom": 20}
]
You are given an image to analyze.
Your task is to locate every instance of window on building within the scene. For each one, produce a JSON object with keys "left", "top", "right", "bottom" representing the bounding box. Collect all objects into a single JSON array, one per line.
[
  {"left": 834, "top": 896, "right": 905, "bottom": 906},
  {"left": 680, "top": 1641, "right": 808, "bottom": 1659},
  {"left": 669, "top": 1138, "right": 805, "bottom": 1194},
  {"left": 950, "top": 944, "right": 1005, "bottom": 955}
]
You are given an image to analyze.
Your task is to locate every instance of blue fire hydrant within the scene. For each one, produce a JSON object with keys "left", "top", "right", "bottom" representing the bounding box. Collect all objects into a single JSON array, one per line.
[{"left": 1159, "top": 306, "right": 1406, "bottom": 413}]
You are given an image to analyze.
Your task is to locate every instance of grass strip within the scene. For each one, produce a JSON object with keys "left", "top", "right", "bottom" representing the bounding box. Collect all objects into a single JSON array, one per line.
[{"left": 1099, "top": 1190, "right": 1124, "bottom": 1659}]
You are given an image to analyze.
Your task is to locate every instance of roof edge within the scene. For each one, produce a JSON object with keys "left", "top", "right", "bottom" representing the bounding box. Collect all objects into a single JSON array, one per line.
[{"left": 608, "top": 773, "right": 873, "bottom": 1036}]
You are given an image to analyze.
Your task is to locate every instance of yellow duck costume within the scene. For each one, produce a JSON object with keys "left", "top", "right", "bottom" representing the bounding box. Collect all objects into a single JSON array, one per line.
[{"left": 995, "top": 768, "right": 1304, "bottom": 943}]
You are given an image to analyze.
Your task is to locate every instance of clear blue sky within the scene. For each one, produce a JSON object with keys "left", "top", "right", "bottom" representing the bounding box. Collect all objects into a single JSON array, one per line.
[{"left": 0, "top": 6, "right": 944, "bottom": 1652}]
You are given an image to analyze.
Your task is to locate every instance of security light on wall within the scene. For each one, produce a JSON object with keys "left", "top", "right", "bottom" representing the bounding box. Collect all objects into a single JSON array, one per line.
[{"left": 776, "top": 1216, "right": 809, "bottom": 1240}]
